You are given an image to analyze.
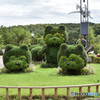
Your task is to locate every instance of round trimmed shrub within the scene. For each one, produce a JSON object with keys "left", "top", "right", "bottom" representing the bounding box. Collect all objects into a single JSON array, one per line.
[
  {"left": 58, "top": 54, "right": 84, "bottom": 75},
  {"left": 57, "top": 43, "right": 87, "bottom": 67},
  {"left": 29, "top": 44, "right": 41, "bottom": 51},
  {"left": 5, "top": 56, "right": 29, "bottom": 72},
  {"left": 29, "top": 44, "right": 44, "bottom": 62},
  {"left": 31, "top": 45, "right": 44, "bottom": 61},
  {"left": 3, "top": 44, "right": 31, "bottom": 72}
]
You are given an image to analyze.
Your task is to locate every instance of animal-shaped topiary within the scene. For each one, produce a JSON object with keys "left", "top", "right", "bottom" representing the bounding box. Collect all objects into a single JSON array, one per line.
[
  {"left": 41, "top": 25, "right": 68, "bottom": 68},
  {"left": 58, "top": 54, "right": 84, "bottom": 75},
  {"left": 57, "top": 43, "right": 87, "bottom": 75},
  {"left": 57, "top": 43, "right": 87, "bottom": 66},
  {"left": 3, "top": 44, "right": 31, "bottom": 72}
]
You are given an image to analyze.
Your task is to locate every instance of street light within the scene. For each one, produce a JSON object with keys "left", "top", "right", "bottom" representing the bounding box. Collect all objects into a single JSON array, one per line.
[{"left": 31, "top": 33, "right": 34, "bottom": 45}]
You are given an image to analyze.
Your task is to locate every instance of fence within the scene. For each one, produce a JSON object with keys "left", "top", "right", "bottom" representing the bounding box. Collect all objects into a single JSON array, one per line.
[{"left": 0, "top": 83, "right": 100, "bottom": 100}]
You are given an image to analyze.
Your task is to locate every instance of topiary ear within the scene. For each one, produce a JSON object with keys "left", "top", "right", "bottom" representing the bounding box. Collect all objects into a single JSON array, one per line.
[
  {"left": 20, "top": 44, "right": 28, "bottom": 51},
  {"left": 59, "top": 26, "right": 65, "bottom": 31},
  {"left": 5, "top": 44, "right": 13, "bottom": 52},
  {"left": 45, "top": 26, "right": 53, "bottom": 31},
  {"left": 44, "top": 26, "right": 53, "bottom": 39},
  {"left": 60, "top": 43, "right": 67, "bottom": 50},
  {"left": 76, "top": 44, "right": 83, "bottom": 52}
]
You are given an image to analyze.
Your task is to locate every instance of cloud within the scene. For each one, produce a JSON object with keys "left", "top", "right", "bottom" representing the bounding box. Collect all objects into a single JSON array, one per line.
[{"left": 0, "top": 0, "right": 100, "bottom": 26}]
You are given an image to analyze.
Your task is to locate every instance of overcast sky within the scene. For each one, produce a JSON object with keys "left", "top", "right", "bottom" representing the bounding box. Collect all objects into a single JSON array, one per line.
[{"left": 0, "top": 0, "right": 100, "bottom": 27}]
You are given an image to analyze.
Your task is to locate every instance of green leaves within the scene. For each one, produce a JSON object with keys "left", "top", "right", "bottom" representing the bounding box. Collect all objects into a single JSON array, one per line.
[
  {"left": 94, "top": 35, "right": 100, "bottom": 54},
  {"left": 58, "top": 54, "right": 84, "bottom": 75},
  {"left": 10, "top": 27, "right": 31, "bottom": 46},
  {"left": 5, "top": 56, "right": 29, "bottom": 72},
  {"left": 3, "top": 44, "right": 31, "bottom": 72},
  {"left": 31, "top": 45, "right": 44, "bottom": 61},
  {"left": 45, "top": 33, "right": 65, "bottom": 46},
  {"left": 0, "top": 26, "right": 31, "bottom": 46}
]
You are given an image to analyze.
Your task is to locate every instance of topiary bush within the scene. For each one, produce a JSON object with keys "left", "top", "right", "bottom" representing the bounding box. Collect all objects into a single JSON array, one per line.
[
  {"left": 29, "top": 44, "right": 41, "bottom": 51},
  {"left": 58, "top": 54, "right": 84, "bottom": 75},
  {"left": 3, "top": 44, "right": 31, "bottom": 72},
  {"left": 57, "top": 43, "right": 87, "bottom": 75},
  {"left": 57, "top": 43, "right": 87, "bottom": 66},
  {"left": 31, "top": 45, "right": 44, "bottom": 61},
  {"left": 41, "top": 25, "right": 68, "bottom": 68}
]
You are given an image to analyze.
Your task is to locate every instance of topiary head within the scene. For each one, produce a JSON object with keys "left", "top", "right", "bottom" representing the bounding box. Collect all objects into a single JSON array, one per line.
[
  {"left": 45, "top": 33, "right": 65, "bottom": 46},
  {"left": 5, "top": 56, "right": 29, "bottom": 72},
  {"left": 58, "top": 54, "right": 84, "bottom": 75},
  {"left": 58, "top": 43, "right": 87, "bottom": 66},
  {"left": 44, "top": 26, "right": 67, "bottom": 46},
  {"left": 67, "top": 54, "right": 84, "bottom": 70},
  {"left": 60, "top": 43, "right": 84, "bottom": 55},
  {"left": 3, "top": 44, "right": 31, "bottom": 72}
]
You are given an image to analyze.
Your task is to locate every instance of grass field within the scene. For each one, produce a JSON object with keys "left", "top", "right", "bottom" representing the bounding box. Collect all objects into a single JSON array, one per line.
[{"left": 0, "top": 63, "right": 100, "bottom": 98}]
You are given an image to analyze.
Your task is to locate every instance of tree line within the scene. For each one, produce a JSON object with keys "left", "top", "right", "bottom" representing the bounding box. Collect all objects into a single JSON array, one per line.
[{"left": 0, "top": 22, "right": 100, "bottom": 54}]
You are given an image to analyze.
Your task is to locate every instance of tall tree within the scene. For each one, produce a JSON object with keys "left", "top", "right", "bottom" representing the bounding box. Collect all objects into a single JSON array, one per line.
[
  {"left": 94, "top": 35, "right": 100, "bottom": 54},
  {"left": 10, "top": 27, "right": 31, "bottom": 46},
  {"left": 0, "top": 26, "right": 10, "bottom": 45},
  {"left": 0, "top": 26, "right": 31, "bottom": 46},
  {"left": 88, "top": 26, "right": 95, "bottom": 46}
]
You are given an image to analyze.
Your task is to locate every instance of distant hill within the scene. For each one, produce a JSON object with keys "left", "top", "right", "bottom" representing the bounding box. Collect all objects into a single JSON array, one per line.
[
  {"left": 6, "top": 22, "right": 100, "bottom": 36},
  {"left": 1, "top": 22, "right": 100, "bottom": 45}
]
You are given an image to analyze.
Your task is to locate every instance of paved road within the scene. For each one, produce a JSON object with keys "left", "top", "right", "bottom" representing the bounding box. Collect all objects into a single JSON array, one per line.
[{"left": 0, "top": 56, "right": 4, "bottom": 68}]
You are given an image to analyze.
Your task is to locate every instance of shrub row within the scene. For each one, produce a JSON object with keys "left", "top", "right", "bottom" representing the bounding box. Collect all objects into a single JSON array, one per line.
[{"left": 88, "top": 55, "right": 100, "bottom": 63}]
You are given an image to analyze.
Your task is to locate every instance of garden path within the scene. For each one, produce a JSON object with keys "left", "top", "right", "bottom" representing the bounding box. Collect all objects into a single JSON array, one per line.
[{"left": 0, "top": 56, "right": 4, "bottom": 68}]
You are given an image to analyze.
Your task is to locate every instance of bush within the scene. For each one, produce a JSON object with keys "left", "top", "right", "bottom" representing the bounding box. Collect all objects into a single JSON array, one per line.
[
  {"left": 88, "top": 55, "right": 95, "bottom": 63},
  {"left": 58, "top": 54, "right": 84, "bottom": 75},
  {"left": 41, "top": 25, "right": 68, "bottom": 68},
  {"left": 93, "top": 57, "right": 100, "bottom": 63},
  {"left": 41, "top": 62, "right": 57, "bottom": 68},
  {"left": 57, "top": 43, "right": 87, "bottom": 67},
  {"left": 29, "top": 44, "right": 41, "bottom": 51},
  {"left": 44, "top": 26, "right": 68, "bottom": 42},
  {"left": 23, "top": 66, "right": 35, "bottom": 72},
  {"left": 81, "top": 65, "right": 95, "bottom": 75},
  {"left": 5, "top": 56, "right": 29, "bottom": 72},
  {"left": 68, "top": 54, "right": 84, "bottom": 70},
  {"left": 88, "top": 55, "right": 100, "bottom": 63},
  {"left": 31, "top": 45, "right": 44, "bottom": 61},
  {"left": 3, "top": 44, "right": 31, "bottom": 72},
  {"left": 45, "top": 33, "right": 65, "bottom": 46},
  {"left": 58, "top": 56, "right": 68, "bottom": 74}
]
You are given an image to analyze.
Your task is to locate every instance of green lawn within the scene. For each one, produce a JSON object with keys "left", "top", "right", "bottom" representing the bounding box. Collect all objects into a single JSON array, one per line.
[{"left": 0, "top": 63, "right": 100, "bottom": 97}]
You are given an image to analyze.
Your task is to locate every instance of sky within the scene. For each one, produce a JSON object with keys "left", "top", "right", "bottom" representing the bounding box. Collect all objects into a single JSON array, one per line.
[{"left": 0, "top": 0, "right": 100, "bottom": 27}]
